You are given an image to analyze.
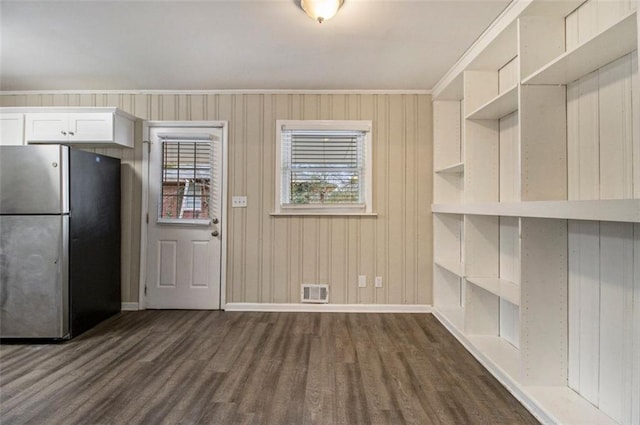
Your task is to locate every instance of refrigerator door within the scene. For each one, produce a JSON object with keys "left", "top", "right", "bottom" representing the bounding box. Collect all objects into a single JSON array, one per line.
[
  {"left": 0, "top": 215, "right": 69, "bottom": 338},
  {"left": 0, "top": 145, "right": 69, "bottom": 215}
]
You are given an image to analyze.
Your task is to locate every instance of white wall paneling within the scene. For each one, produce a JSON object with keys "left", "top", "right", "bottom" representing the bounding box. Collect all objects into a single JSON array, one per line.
[
  {"left": 599, "top": 55, "right": 634, "bottom": 199},
  {"left": 464, "top": 215, "right": 499, "bottom": 278},
  {"left": 567, "top": 71, "right": 600, "bottom": 200},
  {"left": 464, "top": 283, "right": 500, "bottom": 335},
  {"left": 433, "top": 100, "right": 463, "bottom": 203},
  {"left": 567, "top": 51, "right": 638, "bottom": 201},
  {"left": 433, "top": 213, "right": 464, "bottom": 312},
  {"left": 500, "top": 299, "right": 520, "bottom": 349},
  {"left": 599, "top": 222, "right": 635, "bottom": 424},
  {"left": 500, "top": 216, "right": 520, "bottom": 348},
  {"left": 464, "top": 118, "right": 499, "bottom": 202},
  {"left": 568, "top": 220, "right": 601, "bottom": 405},
  {"left": 566, "top": 0, "right": 637, "bottom": 50},
  {"left": 433, "top": 213, "right": 464, "bottom": 276},
  {"left": 463, "top": 215, "right": 499, "bottom": 335}
]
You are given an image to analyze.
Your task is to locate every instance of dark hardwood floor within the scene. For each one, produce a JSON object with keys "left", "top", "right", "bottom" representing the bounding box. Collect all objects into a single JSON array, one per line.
[{"left": 0, "top": 311, "right": 539, "bottom": 425}]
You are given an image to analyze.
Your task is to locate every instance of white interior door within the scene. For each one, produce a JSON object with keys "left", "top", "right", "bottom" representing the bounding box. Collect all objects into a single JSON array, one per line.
[{"left": 146, "top": 126, "right": 223, "bottom": 309}]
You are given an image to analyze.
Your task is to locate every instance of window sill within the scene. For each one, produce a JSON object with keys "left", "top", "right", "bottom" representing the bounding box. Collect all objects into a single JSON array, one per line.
[{"left": 270, "top": 212, "right": 378, "bottom": 217}]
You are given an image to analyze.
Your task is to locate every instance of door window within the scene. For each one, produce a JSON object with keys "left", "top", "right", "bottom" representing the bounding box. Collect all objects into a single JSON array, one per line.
[{"left": 159, "top": 138, "right": 212, "bottom": 223}]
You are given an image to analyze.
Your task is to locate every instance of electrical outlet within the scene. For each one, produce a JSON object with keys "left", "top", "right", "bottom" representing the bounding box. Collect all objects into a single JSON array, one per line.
[
  {"left": 375, "top": 276, "right": 383, "bottom": 288},
  {"left": 232, "top": 196, "right": 247, "bottom": 208},
  {"left": 358, "top": 275, "right": 367, "bottom": 288}
]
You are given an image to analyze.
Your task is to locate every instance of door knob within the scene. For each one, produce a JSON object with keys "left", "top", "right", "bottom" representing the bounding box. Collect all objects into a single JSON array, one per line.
[
  {"left": 211, "top": 230, "right": 219, "bottom": 237},
  {"left": 212, "top": 218, "right": 219, "bottom": 224}
]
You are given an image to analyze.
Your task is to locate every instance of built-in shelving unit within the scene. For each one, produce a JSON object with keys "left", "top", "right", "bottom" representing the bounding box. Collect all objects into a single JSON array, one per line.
[{"left": 432, "top": 1, "right": 639, "bottom": 424}]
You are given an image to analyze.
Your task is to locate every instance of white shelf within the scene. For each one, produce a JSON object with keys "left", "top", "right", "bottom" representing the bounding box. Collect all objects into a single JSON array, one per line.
[
  {"left": 434, "top": 258, "right": 464, "bottom": 277},
  {"left": 466, "top": 277, "right": 520, "bottom": 306},
  {"left": 468, "top": 335, "right": 521, "bottom": 381},
  {"left": 435, "top": 162, "right": 464, "bottom": 174},
  {"left": 466, "top": 85, "right": 518, "bottom": 120},
  {"left": 527, "top": 387, "right": 617, "bottom": 425},
  {"left": 434, "top": 311, "right": 617, "bottom": 425},
  {"left": 432, "top": 199, "right": 640, "bottom": 223},
  {"left": 436, "top": 307, "right": 465, "bottom": 332},
  {"left": 523, "top": 11, "right": 638, "bottom": 85}
]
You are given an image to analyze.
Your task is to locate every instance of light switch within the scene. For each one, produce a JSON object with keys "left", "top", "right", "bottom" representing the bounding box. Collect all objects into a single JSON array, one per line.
[{"left": 232, "top": 196, "right": 247, "bottom": 208}]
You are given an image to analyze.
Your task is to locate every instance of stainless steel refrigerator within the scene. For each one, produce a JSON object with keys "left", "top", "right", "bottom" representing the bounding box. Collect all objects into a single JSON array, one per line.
[{"left": 0, "top": 145, "right": 121, "bottom": 340}]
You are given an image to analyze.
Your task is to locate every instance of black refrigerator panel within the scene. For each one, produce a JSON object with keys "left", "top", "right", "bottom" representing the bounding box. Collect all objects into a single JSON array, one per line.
[{"left": 69, "top": 149, "right": 121, "bottom": 337}]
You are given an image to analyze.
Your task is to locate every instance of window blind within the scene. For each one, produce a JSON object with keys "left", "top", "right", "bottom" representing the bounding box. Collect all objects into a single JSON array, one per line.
[
  {"left": 281, "top": 130, "right": 366, "bottom": 205},
  {"left": 160, "top": 139, "right": 212, "bottom": 219}
]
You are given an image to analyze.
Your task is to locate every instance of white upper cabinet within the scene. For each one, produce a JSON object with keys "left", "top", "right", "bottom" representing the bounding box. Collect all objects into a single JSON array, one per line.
[
  {"left": 3, "top": 107, "right": 136, "bottom": 148},
  {"left": 0, "top": 113, "right": 25, "bottom": 146},
  {"left": 26, "top": 112, "right": 114, "bottom": 143}
]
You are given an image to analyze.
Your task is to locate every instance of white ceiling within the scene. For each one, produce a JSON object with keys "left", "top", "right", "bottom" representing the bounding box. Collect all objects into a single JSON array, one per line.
[{"left": 0, "top": 0, "right": 511, "bottom": 91}]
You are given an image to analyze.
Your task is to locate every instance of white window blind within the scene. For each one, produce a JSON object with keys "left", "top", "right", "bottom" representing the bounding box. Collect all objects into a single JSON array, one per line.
[
  {"left": 160, "top": 138, "right": 212, "bottom": 220},
  {"left": 281, "top": 129, "right": 366, "bottom": 206}
]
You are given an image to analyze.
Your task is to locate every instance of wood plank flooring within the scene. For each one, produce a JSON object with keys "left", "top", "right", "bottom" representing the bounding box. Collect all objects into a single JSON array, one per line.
[{"left": 0, "top": 311, "right": 539, "bottom": 425}]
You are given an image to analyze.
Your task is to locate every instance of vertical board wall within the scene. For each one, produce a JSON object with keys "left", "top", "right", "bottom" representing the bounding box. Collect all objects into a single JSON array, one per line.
[
  {"left": 0, "top": 93, "right": 432, "bottom": 305},
  {"left": 569, "top": 222, "right": 639, "bottom": 425},
  {"left": 565, "top": 1, "right": 640, "bottom": 423}
]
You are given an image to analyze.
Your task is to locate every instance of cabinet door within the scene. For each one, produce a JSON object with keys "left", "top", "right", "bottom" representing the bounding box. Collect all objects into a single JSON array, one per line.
[
  {"left": 68, "top": 113, "right": 113, "bottom": 142},
  {"left": 25, "top": 113, "right": 68, "bottom": 142},
  {"left": 0, "top": 113, "right": 25, "bottom": 146}
]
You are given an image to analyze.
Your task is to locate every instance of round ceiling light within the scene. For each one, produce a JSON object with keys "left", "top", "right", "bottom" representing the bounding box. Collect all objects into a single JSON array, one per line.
[{"left": 301, "top": 0, "right": 344, "bottom": 24}]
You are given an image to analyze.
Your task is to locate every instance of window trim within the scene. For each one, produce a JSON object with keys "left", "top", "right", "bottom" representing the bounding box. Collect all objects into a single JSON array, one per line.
[{"left": 274, "top": 120, "right": 373, "bottom": 215}]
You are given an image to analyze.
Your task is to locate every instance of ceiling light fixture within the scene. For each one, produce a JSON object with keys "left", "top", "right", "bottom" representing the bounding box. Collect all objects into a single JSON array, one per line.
[{"left": 301, "top": 0, "right": 344, "bottom": 24}]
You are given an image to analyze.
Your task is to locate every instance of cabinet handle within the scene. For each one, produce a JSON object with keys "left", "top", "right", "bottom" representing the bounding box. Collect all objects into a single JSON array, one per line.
[
  {"left": 61, "top": 130, "right": 67, "bottom": 135},
  {"left": 68, "top": 131, "right": 75, "bottom": 136}
]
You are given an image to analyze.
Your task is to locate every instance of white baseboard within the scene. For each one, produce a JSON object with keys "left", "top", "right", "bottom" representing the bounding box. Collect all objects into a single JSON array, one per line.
[
  {"left": 224, "top": 303, "right": 432, "bottom": 313},
  {"left": 121, "top": 302, "right": 140, "bottom": 311}
]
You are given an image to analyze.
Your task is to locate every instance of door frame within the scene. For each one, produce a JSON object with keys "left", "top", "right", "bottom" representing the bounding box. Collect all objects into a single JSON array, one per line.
[{"left": 139, "top": 121, "right": 228, "bottom": 310}]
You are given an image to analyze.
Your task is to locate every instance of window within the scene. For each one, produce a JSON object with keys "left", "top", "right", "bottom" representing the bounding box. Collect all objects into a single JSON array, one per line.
[
  {"left": 159, "top": 137, "right": 212, "bottom": 223},
  {"left": 275, "top": 120, "right": 373, "bottom": 215}
]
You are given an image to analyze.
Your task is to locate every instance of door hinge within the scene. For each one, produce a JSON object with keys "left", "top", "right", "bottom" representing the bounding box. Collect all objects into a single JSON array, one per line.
[
  {"left": 146, "top": 213, "right": 149, "bottom": 224},
  {"left": 144, "top": 285, "right": 147, "bottom": 295}
]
